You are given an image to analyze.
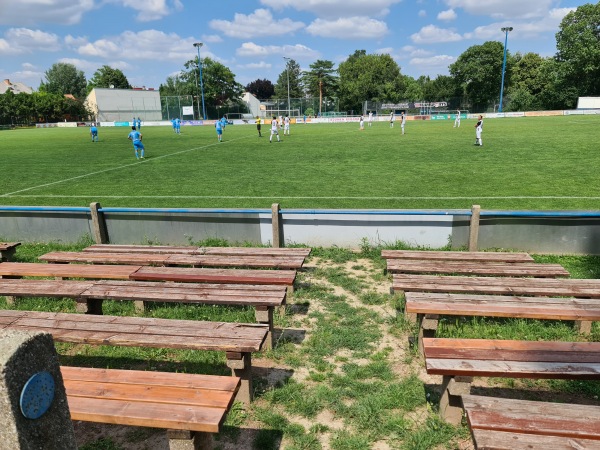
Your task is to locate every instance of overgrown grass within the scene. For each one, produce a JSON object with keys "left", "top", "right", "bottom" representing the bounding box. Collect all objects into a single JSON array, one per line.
[{"left": 2, "top": 116, "right": 600, "bottom": 210}]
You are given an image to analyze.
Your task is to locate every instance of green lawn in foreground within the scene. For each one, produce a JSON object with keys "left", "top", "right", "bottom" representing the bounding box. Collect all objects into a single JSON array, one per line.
[{"left": 1, "top": 115, "right": 598, "bottom": 210}]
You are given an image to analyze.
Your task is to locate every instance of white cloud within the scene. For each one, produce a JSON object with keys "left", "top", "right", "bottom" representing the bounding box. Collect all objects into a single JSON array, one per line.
[
  {"left": 76, "top": 30, "right": 217, "bottom": 63},
  {"left": 58, "top": 58, "right": 101, "bottom": 72},
  {"left": 445, "top": 0, "right": 556, "bottom": 19},
  {"left": 437, "top": 9, "right": 457, "bottom": 21},
  {"left": 236, "top": 42, "right": 319, "bottom": 60},
  {"left": 238, "top": 62, "right": 273, "bottom": 70},
  {"left": 210, "top": 9, "right": 304, "bottom": 39},
  {"left": 65, "top": 35, "right": 89, "bottom": 48},
  {"left": 409, "top": 55, "right": 455, "bottom": 75},
  {"left": 260, "top": 0, "right": 401, "bottom": 19},
  {"left": 202, "top": 34, "right": 223, "bottom": 44},
  {"left": 0, "top": 28, "right": 61, "bottom": 55},
  {"left": 108, "top": 0, "right": 184, "bottom": 22},
  {"left": 411, "top": 25, "right": 462, "bottom": 44},
  {"left": 418, "top": 10, "right": 427, "bottom": 17},
  {"left": 0, "top": 0, "right": 94, "bottom": 26},
  {"left": 306, "top": 17, "right": 389, "bottom": 39}
]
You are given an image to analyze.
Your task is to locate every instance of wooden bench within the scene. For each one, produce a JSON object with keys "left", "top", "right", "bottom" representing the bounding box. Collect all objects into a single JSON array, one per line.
[
  {"left": 393, "top": 274, "right": 600, "bottom": 297},
  {"left": 405, "top": 292, "right": 600, "bottom": 352},
  {"left": 423, "top": 337, "right": 600, "bottom": 424},
  {"left": 0, "top": 242, "right": 21, "bottom": 261},
  {"left": 462, "top": 394, "right": 600, "bottom": 449},
  {"left": 85, "top": 244, "right": 312, "bottom": 259},
  {"left": 0, "top": 278, "right": 286, "bottom": 349},
  {"left": 1, "top": 309, "right": 267, "bottom": 403},
  {"left": 386, "top": 260, "right": 569, "bottom": 277},
  {"left": 0, "top": 261, "right": 296, "bottom": 287},
  {"left": 382, "top": 250, "right": 534, "bottom": 262},
  {"left": 40, "top": 251, "right": 306, "bottom": 270},
  {"left": 63, "top": 366, "right": 239, "bottom": 449}
]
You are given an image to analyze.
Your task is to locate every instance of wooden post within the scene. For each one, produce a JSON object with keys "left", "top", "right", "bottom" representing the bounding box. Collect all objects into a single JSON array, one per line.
[
  {"left": 90, "top": 202, "right": 109, "bottom": 244},
  {"left": 226, "top": 352, "right": 253, "bottom": 404},
  {"left": 468, "top": 204, "right": 481, "bottom": 252},
  {"left": 439, "top": 375, "right": 472, "bottom": 425},
  {"left": 271, "top": 203, "right": 281, "bottom": 248}
]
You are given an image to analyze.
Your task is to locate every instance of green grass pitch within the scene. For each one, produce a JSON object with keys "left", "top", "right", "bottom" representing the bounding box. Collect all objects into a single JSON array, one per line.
[{"left": 1, "top": 115, "right": 598, "bottom": 210}]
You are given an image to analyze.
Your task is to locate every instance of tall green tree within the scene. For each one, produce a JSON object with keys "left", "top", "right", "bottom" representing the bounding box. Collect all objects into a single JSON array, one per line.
[
  {"left": 337, "top": 50, "right": 405, "bottom": 113},
  {"left": 449, "top": 41, "right": 510, "bottom": 111},
  {"left": 245, "top": 79, "right": 275, "bottom": 99},
  {"left": 40, "top": 62, "right": 87, "bottom": 98},
  {"left": 159, "top": 57, "right": 244, "bottom": 119},
  {"left": 556, "top": 3, "right": 600, "bottom": 99},
  {"left": 302, "top": 60, "right": 338, "bottom": 115},
  {"left": 274, "top": 59, "right": 303, "bottom": 100},
  {"left": 87, "top": 65, "right": 131, "bottom": 93}
]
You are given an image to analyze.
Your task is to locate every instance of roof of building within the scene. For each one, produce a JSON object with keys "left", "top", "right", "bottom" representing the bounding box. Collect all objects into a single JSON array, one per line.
[{"left": 0, "top": 79, "right": 34, "bottom": 95}]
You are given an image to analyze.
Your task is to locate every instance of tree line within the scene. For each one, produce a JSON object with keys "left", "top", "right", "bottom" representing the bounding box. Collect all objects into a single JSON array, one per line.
[{"left": 2, "top": 3, "right": 599, "bottom": 125}]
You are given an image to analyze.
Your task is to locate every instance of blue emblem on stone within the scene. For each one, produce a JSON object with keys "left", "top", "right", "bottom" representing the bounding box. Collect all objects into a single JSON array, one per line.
[{"left": 20, "top": 371, "right": 55, "bottom": 419}]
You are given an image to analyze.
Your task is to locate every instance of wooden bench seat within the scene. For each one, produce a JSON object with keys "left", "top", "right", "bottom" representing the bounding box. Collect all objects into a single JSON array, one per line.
[
  {"left": 40, "top": 251, "right": 306, "bottom": 270},
  {"left": 0, "top": 278, "right": 286, "bottom": 349},
  {"left": 461, "top": 394, "right": 600, "bottom": 449},
  {"left": 393, "top": 274, "right": 600, "bottom": 297},
  {"left": 1, "top": 309, "right": 267, "bottom": 403},
  {"left": 387, "top": 260, "right": 569, "bottom": 277},
  {"left": 0, "top": 242, "right": 20, "bottom": 261},
  {"left": 423, "top": 337, "right": 600, "bottom": 424},
  {"left": 406, "top": 292, "right": 600, "bottom": 351},
  {"left": 382, "top": 250, "right": 534, "bottom": 262},
  {"left": 0, "top": 262, "right": 296, "bottom": 287},
  {"left": 63, "top": 366, "right": 239, "bottom": 449},
  {"left": 85, "top": 244, "right": 312, "bottom": 258}
]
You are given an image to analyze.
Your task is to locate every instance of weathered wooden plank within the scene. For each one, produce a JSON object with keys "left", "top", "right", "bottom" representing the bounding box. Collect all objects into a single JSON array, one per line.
[
  {"left": 393, "top": 274, "right": 600, "bottom": 297},
  {"left": 405, "top": 293, "right": 600, "bottom": 320},
  {"left": 0, "top": 262, "right": 138, "bottom": 279},
  {"left": 382, "top": 250, "right": 533, "bottom": 262},
  {"left": 63, "top": 364, "right": 242, "bottom": 428},
  {"left": 0, "top": 279, "right": 94, "bottom": 297},
  {"left": 463, "top": 395, "right": 600, "bottom": 441},
  {"left": 424, "top": 338, "right": 599, "bottom": 353},
  {"left": 131, "top": 266, "right": 296, "bottom": 285},
  {"left": 387, "top": 260, "right": 569, "bottom": 277},
  {"left": 0, "top": 242, "right": 21, "bottom": 251},
  {"left": 84, "top": 244, "right": 311, "bottom": 258},
  {"left": 425, "top": 359, "right": 600, "bottom": 379},
  {"left": 470, "top": 429, "right": 600, "bottom": 449},
  {"left": 40, "top": 251, "right": 305, "bottom": 269}
]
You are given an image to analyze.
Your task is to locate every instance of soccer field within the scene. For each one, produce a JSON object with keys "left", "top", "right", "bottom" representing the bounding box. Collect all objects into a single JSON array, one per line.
[{"left": 1, "top": 115, "right": 598, "bottom": 210}]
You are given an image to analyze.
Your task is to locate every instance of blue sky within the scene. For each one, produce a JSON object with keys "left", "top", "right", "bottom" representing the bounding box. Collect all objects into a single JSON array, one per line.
[{"left": 0, "top": 0, "right": 589, "bottom": 92}]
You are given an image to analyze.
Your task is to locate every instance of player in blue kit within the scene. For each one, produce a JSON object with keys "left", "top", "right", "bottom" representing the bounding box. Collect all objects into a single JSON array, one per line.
[
  {"left": 175, "top": 117, "right": 181, "bottom": 134},
  {"left": 127, "top": 126, "right": 145, "bottom": 159},
  {"left": 90, "top": 123, "right": 98, "bottom": 142},
  {"left": 215, "top": 119, "right": 223, "bottom": 142}
]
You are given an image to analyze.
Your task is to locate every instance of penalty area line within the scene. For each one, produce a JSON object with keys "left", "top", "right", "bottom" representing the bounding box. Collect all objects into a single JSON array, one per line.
[
  {"left": 5, "top": 195, "right": 600, "bottom": 200},
  {"left": 0, "top": 136, "right": 251, "bottom": 198}
]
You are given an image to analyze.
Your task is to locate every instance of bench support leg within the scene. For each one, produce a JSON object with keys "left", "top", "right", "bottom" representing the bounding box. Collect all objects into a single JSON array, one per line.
[
  {"left": 576, "top": 320, "right": 592, "bottom": 334},
  {"left": 226, "top": 352, "right": 253, "bottom": 404},
  {"left": 255, "top": 306, "right": 274, "bottom": 350},
  {"left": 75, "top": 299, "right": 104, "bottom": 315},
  {"left": 417, "top": 314, "right": 439, "bottom": 356},
  {"left": 0, "top": 248, "right": 16, "bottom": 262},
  {"left": 0, "top": 275, "right": 19, "bottom": 305},
  {"left": 134, "top": 300, "right": 146, "bottom": 314},
  {"left": 167, "top": 430, "right": 212, "bottom": 450},
  {"left": 439, "top": 375, "right": 472, "bottom": 425}
]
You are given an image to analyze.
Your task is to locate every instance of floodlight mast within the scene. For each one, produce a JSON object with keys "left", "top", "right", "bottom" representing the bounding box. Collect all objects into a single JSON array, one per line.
[
  {"left": 498, "top": 27, "right": 513, "bottom": 113},
  {"left": 193, "top": 42, "right": 207, "bottom": 120},
  {"left": 283, "top": 57, "right": 291, "bottom": 117}
]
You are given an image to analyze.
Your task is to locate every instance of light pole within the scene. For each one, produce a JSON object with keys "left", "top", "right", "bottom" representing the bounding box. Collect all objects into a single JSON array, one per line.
[
  {"left": 193, "top": 42, "right": 207, "bottom": 120},
  {"left": 283, "top": 57, "right": 291, "bottom": 117},
  {"left": 498, "top": 27, "right": 513, "bottom": 113}
]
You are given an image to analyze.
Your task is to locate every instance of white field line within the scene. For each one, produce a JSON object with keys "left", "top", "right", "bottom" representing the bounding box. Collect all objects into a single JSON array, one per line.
[
  {"left": 5, "top": 195, "right": 600, "bottom": 200},
  {"left": 0, "top": 137, "right": 249, "bottom": 197}
]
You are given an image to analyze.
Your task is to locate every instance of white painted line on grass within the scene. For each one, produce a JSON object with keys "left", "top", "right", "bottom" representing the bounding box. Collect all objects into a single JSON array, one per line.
[
  {"left": 5, "top": 195, "right": 600, "bottom": 200},
  {"left": 0, "top": 136, "right": 250, "bottom": 197}
]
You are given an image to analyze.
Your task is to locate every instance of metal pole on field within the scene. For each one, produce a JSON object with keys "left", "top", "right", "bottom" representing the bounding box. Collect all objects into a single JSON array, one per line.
[
  {"left": 193, "top": 42, "right": 207, "bottom": 120},
  {"left": 498, "top": 27, "right": 513, "bottom": 113},
  {"left": 283, "top": 57, "right": 291, "bottom": 116}
]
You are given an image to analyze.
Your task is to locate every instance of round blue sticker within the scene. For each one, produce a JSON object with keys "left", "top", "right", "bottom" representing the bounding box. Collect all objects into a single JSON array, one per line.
[{"left": 20, "top": 371, "right": 55, "bottom": 419}]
